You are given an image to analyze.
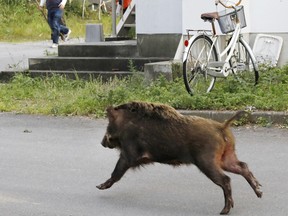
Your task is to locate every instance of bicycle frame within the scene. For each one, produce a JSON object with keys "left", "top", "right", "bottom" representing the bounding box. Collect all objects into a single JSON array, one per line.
[
  {"left": 182, "top": 0, "right": 259, "bottom": 95},
  {"left": 207, "top": 22, "right": 241, "bottom": 77},
  {"left": 182, "top": 13, "right": 244, "bottom": 78}
]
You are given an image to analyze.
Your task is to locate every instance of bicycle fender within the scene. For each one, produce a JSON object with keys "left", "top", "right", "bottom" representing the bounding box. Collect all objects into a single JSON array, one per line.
[
  {"left": 240, "top": 38, "right": 259, "bottom": 71},
  {"left": 182, "top": 34, "right": 200, "bottom": 63}
]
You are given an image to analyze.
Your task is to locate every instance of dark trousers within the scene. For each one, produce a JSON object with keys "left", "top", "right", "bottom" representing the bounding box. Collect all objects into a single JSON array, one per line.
[{"left": 47, "top": 8, "right": 69, "bottom": 44}]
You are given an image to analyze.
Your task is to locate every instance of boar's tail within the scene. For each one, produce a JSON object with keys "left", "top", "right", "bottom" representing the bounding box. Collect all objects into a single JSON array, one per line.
[{"left": 222, "top": 110, "right": 248, "bottom": 129}]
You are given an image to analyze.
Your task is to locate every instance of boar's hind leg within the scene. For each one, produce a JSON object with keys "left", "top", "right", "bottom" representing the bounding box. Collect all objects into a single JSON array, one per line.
[
  {"left": 222, "top": 157, "right": 262, "bottom": 198},
  {"left": 97, "top": 156, "right": 129, "bottom": 190},
  {"left": 196, "top": 160, "right": 234, "bottom": 215}
]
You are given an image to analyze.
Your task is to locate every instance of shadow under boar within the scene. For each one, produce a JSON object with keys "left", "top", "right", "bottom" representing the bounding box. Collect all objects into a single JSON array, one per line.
[{"left": 97, "top": 101, "right": 262, "bottom": 215}]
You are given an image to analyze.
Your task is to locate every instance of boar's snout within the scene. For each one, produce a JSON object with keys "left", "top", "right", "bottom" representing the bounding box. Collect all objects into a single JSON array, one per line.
[
  {"left": 101, "top": 133, "right": 118, "bottom": 149},
  {"left": 101, "top": 134, "right": 111, "bottom": 148}
]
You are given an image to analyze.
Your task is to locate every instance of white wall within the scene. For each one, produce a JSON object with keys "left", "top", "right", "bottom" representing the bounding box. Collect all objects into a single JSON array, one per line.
[
  {"left": 182, "top": 0, "right": 288, "bottom": 33},
  {"left": 137, "top": 0, "right": 288, "bottom": 34},
  {"left": 136, "top": 0, "right": 182, "bottom": 34},
  {"left": 248, "top": 0, "right": 288, "bottom": 32},
  {"left": 182, "top": 0, "right": 254, "bottom": 34},
  {"left": 182, "top": 0, "right": 215, "bottom": 33},
  {"left": 136, "top": 0, "right": 214, "bottom": 34}
]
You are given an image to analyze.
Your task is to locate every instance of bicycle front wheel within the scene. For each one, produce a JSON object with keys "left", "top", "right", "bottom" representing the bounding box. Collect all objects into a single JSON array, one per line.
[
  {"left": 229, "top": 38, "right": 259, "bottom": 85},
  {"left": 183, "top": 35, "right": 218, "bottom": 95}
]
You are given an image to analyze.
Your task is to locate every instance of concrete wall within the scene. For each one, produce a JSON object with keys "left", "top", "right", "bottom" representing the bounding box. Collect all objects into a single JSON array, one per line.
[
  {"left": 136, "top": 0, "right": 182, "bottom": 57},
  {"left": 137, "top": 34, "right": 182, "bottom": 57}
]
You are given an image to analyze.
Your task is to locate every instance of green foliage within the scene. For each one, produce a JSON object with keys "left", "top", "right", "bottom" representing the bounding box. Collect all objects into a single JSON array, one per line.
[
  {"left": 0, "top": 0, "right": 112, "bottom": 41},
  {"left": 65, "top": 0, "right": 84, "bottom": 17},
  {"left": 256, "top": 116, "right": 272, "bottom": 127},
  {"left": 0, "top": 0, "right": 28, "bottom": 6},
  {"left": 0, "top": 64, "right": 287, "bottom": 117}
]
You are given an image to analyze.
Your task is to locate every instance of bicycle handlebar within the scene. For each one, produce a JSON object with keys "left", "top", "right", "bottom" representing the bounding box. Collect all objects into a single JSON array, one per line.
[{"left": 216, "top": 0, "right": 242, "bottom": 8}]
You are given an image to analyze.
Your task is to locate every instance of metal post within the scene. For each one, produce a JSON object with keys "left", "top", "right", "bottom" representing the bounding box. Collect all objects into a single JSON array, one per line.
[
  {"left": 98, "top": 0, "right": 102, "bottom": 20},
  {"left": 111, "top": 0, "right": 117, "bottom": 37},
  {"left": 82, "top": 0, "right": 86, "bottom": 19}
]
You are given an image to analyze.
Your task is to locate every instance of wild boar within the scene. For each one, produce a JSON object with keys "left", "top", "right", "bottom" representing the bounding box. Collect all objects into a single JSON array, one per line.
[{"left": 97, "top": 101, "right": 262, "bottom": 215}]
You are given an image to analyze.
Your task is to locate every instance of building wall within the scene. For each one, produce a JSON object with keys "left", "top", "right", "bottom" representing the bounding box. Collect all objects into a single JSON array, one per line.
[
  {"left": 136, "top": 0, "right": 182, "bottom": 57},
  {"left": 247, "top": 0, "right": 288, "bottom": 33},
  {"left": 136, "top": 0, "right": 288, "bottom": 65},
  {"left": 137, "top": 0, "right": 288, "bottom": 34},
  {"left": 136, "top": 0, "right": 182, "bottom": 34}
]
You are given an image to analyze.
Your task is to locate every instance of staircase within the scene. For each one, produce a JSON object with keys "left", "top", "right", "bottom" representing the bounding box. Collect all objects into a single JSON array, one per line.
[
  {"left": 28, "top": 40, "right": 171, "bottom": 80},
  {"left": 26, "top": 0, "right": 172, "bottom": 80},
  {"left": 116, "top": 0, "right": 136, "bottom": 37}
]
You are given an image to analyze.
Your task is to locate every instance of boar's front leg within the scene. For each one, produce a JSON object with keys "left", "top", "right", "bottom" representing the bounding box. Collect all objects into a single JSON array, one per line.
[{"left": 97, "top": 156, "right": 129, "bottom": 190}]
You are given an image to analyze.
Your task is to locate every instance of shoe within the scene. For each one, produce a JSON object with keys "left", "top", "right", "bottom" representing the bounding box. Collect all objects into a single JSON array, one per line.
[
  {"left": 51, "top": 43, "right": 58, "bottom": 48},
  {"left": 60, "top": 33, "right": 65, "bottom": 41},
  {"left": 63, "top": 30, "right": 71, "bottom": 42}
]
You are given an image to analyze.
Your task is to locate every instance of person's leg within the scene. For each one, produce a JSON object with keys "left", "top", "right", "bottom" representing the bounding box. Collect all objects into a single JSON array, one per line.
[
  {"left": 59, "top": 10, "right": 71, "bottom": 41},
  {"left": 60, "top": 25, "right": 69, "bottom": 35},
  {"left": 47, "top": 10, "right": 55, "bottom": 42},
  {"left": 49, "top": 9, "right": 63, "bottom": 45},
  {"left": 60, "top": 24, "right": 71, "bottom": 42},
  {"left": 58, "top": 17, "right": 67, "bottom": 41}
]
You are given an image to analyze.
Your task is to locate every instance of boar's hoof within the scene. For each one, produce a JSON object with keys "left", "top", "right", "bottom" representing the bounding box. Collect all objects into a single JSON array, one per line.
[
  {"left": 96, "top": 179, "right": 114, "bottom": 190},
  {"left": 220, "top": 198, "right": 234, "bottom": 215},
  {"left": 255, "top": 181, "right": 263, "bottom": 198},
  {"left": 220, "top": 207, "right": 230, "bottom": 215},
  {"left": 96, "top": 183, "right": 109, "bottom": 190},
  {"left": 256, "top": 188, "right": 263, "bottom": 198}
]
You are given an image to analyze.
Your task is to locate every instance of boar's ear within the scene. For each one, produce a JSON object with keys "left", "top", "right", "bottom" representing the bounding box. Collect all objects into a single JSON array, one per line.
[{"left": 106, "top": 106, "right": 119, "bottom": 122}]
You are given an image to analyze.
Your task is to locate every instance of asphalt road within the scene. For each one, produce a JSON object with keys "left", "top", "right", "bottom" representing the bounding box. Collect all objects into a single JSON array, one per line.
[{"left": 0, "top": 113, "right": 288, "bottom": 216}]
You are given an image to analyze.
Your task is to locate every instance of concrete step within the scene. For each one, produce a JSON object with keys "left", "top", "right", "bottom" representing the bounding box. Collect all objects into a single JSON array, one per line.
[
  {"left": 28, "top": 57, "right": 170, "bottom": 72},
  {"left": 58, "top": 40, "right": 138, "bottom": 57}
]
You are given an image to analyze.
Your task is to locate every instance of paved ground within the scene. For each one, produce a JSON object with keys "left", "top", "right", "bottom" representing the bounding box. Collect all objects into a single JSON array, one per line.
[
  {"left": 0, "top": 38, "right": 84, "bottom": 72},
  {"left": 0, "top": 113, "right": 288, "bottom": 216}
]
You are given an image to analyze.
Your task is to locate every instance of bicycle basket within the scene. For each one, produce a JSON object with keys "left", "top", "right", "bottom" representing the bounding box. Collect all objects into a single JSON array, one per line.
[{"left": 218, "top": 6, "right": 247, "bottom": 34}]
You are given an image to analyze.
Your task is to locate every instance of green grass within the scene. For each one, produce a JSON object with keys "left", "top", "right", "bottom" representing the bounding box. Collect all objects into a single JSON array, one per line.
[
  {"left": 0, "top": 1, "right": 287, "bottom": 117},
  {"left": 0, "top": 1, "right": 112, "bottom": 41},
  {"left": 0, "top": 65, "right": 287, "bottom": 117}
]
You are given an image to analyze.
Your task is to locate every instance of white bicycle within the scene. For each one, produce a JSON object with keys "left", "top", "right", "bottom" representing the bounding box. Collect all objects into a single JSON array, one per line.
[{"left": 182, "top": 0, "right": 259, "bottom": 95}]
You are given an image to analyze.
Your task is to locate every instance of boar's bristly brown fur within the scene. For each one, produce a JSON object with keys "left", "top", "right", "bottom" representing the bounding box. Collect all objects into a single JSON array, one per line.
[{"left": 97, "top": 101, "right": 262, "bottom": 215}]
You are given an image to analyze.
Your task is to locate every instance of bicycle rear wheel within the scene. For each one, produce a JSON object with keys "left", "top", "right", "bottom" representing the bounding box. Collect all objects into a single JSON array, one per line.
[
  {"left": 183, "top": 35, "right": 218, "bottom": 95},
  {"left": 229, "top": 38, "right": 259, "bottom": 85}
]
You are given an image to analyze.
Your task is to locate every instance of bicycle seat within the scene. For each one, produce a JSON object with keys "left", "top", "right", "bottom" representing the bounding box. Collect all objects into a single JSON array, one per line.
[{"left": 201, "top": 12, "right": 219, "bottom": 22}]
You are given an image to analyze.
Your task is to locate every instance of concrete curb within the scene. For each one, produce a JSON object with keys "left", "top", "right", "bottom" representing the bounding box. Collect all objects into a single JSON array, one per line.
[{"left": 179, "top": 110, "right": 288, "bottom": 125}]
